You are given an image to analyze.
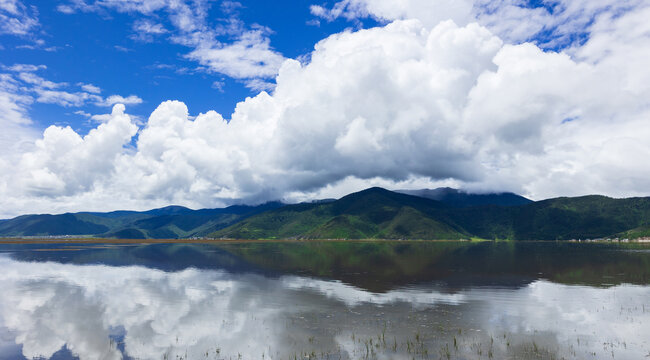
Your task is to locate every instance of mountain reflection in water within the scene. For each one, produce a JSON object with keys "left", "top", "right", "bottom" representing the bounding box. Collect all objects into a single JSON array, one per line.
[{"left": 0, "top": 242, "right": 649, "bottom": 360}]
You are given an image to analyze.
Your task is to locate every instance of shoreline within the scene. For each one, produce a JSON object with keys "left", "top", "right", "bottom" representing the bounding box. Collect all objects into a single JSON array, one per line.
[
  {"left": 0, "top": 237, "right": 649, "bottom": 245},
  {"left": 0, "top": 238, "right": 479, "bottom": 245}
]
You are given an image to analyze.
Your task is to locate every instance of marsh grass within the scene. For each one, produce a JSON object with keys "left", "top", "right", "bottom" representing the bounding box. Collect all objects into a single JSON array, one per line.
[{"left": 152, "top": 310, "right": 649, "bottom": 360}]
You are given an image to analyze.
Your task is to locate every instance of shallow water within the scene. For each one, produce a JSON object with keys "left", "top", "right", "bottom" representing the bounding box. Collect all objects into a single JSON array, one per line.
[{"left": 0, "top": 241, "right": 649, "bottom": 359}]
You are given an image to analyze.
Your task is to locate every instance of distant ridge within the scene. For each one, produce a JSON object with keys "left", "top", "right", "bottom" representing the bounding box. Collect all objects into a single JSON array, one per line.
[
  {"left": 2, "top": 188, "right": 650, "bottom": 241},
  {"left": 397, "top": 188, "right": 532, "bottom": 207},
  {"left": 0, "top": 202, "right": 283, "bottom": 239}
]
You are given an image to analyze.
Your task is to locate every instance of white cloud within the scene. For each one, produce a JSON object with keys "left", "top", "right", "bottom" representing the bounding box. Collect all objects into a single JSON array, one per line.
[
  {"left": 0, "top": 0, "right": 39, "bottom": 36},
  {"left": 0, "top": 73, "right": 38, "bottom": 163},
  {"left": 58, "top": 0, "right": 286, "bottom": 80},
  {"left": 3, "top": 63, "right": 46, "bottom": 72},
  {"left": 17, "top": 72, "right": 64, "bottom": 89},
  {"left": 310, "top": 0, "right": 473, "bottom": 25},
  {"left": 16, "top": 104, "right": 137, "bottom": 197},
  {"left": 74, "top": 109, "right": 120, "bottom": 123},
  {"left": 97, "top": 94, "right": 143, "bottom": 107},
  {"left": 211, "top": 80, "right": 225, "bottom": 92},
  {"left": 113, "top": 45, "right": 132, "bottom": 52},
  {"left": 89, "top": 113, "right": 113, "bottom": 122},
  {"left": 78, "top": 83, "right": 101, "bottom": 94},
  {"left": 0, "top": 67, "right": 139, "bottom": 111},
  {"left": 55, "top": 4, "right": 75, "bottom": 14},
  {"left": 310, "top": 0, "right": 645, "bottom": 49},
  {"left": 57, "top": 0, "right": 167, "bottom": 14},
  {"left": 73, "top": 110, "right": 91, "bottom": 117},
  {"left": 131, "top": 19, "right": 168, "bottom": 42},
  {"left": 34, "top": 89, "right": 99, "bottom": 107},
  {"left": 186, "top": 28, "right": 286, "bottom": 79},
  {"left": 243, "top": 78, "right": 275, "bottom": 92}
]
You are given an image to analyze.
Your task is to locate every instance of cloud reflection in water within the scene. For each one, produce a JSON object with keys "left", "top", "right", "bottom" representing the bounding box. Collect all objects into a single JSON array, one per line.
[{"left": 0, "top": 255, "right": 649, "bottom": 359}]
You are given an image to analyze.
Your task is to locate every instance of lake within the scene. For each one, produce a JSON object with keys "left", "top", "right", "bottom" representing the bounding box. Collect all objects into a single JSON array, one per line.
[{"left": 0, "top": 241, "right": 649, "bottom": 359}]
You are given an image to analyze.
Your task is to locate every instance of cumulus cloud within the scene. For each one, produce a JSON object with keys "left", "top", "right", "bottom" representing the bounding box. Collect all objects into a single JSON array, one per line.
[
  {"left": 2, "top": 2, "right": 650, "bottom": 216},
  {"left": 310, "top": 0, "right": 645, "bottom": 49},
  {"left": 15, "top": 104, "right": 136, "bottom": 197}
]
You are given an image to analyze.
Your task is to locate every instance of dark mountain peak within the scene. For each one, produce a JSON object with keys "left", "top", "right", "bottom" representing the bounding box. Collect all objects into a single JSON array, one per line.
[
  {"left": 215, "top": 201, "right": 285, "bottom": 214},
  {"left": 329, "top": 187, "right": 447, "bottom": 218},
  {"left": 305, "top": 198, "right": 336, "bottom": 204},
  {"left": 338, "top": 187, "right": 436, "bottom": 204},
  {"left": 144, "top": 205, "right": 193, "bottom": 214},
  {"left": 350, "top": 186, "right": 392, "bottom": 195},
  {"left": 397, "top": 188, "right": 532, "bottom": 208},
  {"left": 426, "top": 187, "right": 458, "bottom": 195},
  {"left": 85, "top": 205, "right": 195, "bottom": 219}
]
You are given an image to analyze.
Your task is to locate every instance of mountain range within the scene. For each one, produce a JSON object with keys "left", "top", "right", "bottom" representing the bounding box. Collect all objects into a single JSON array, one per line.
[
  {"left": 1, "top": 187, "right": 649, "bottom": 240},
  {"left": 0, "top": 202, "right": 283, "bottom": 239}
]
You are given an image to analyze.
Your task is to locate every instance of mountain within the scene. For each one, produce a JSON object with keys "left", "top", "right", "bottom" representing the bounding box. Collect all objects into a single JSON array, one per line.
[
  {"left": 212, "top": 189, "right": 650, "bottom": 240},
  {"left": 0, "top": 202, "right": 283, "bottom": 239},
  {"left": 444, "top": 195, "right": 650, "bottom": 240},
  {"left": 2, "top": 188, "right": 650, "bottom": 241},
  {"left": 397, "top": 188, "right": 532, "bottom": 207},
  {"left": 209, "top": 187, "right": 467, "bottom": 240}
]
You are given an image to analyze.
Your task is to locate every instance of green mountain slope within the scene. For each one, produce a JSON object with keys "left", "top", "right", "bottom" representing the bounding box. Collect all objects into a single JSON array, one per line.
[
  {"left": 447, "top": 195, "right": 650, "bottom": 240},
  {"left": 213, "top": 189, "right": 650, "bottom": 240},
  {"left": 616, "top": 225, "right": 650, "bottom": 239},
  {"left": 3, "top": 188, "right": 650, "bottom": 241},
  {"left": 0, "top": 203, "right": 283, "bottom": 239},
  {"left": 210, "top": 187, "right": 467, "bottom": 239},
  {"left": 0, "top": 213, "right": 111, "bottom": 236}
]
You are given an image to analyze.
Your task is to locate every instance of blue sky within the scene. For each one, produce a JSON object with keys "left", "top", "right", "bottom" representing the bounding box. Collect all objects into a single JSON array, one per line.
[
  {"left": 1, "top": 1, "right": 380, "bottom": 133},
  {"left": 1, "top": 0, "right": 649, "bottom": 216}
]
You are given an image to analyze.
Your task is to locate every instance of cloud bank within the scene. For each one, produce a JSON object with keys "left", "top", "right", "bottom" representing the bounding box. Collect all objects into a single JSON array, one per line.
[{"left": 1, "top": 1, "right": 650, "bottom": 217}]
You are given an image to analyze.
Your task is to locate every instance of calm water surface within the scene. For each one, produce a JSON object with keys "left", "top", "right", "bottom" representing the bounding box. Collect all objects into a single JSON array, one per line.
[{"left": 0, "top": 241, "right": 649, "bottom": 360}]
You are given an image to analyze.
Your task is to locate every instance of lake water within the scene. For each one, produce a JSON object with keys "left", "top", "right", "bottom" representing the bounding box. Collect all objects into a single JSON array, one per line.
[{"left": 0, "top": 241, "right": 649, "bottom": 360}]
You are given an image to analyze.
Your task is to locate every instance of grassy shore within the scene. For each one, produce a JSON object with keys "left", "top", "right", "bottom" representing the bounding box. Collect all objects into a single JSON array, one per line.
[{"left": 0, "top": 237, "right": 478, "bottom": 245}]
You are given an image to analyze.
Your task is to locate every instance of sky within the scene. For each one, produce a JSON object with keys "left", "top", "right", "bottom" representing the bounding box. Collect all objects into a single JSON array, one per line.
[{"left": 1, "top": 0, "right": 649, "bottom": 217}]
